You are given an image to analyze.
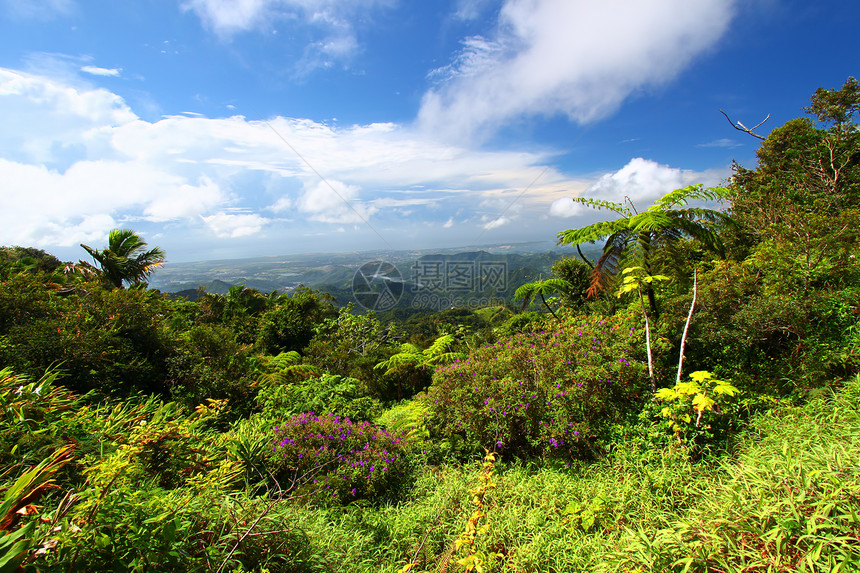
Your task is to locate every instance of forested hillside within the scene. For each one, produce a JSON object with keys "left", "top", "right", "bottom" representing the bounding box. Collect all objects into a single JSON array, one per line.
[{"left": 1, "top": 80, "right": 859, "bottom": 572}]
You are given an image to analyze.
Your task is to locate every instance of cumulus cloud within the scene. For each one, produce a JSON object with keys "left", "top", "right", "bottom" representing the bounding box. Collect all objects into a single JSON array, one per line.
[
  {"left": 297, "top": 180, "right": 377, "bottom": 224},
  {"left": 549, "top": 197, "right": 584, "bottom": 218},
  {"left": 419, "top": 0, "right": 737, "bottom": 142},
  {"left": 267, "top": 196, "right": 293, "bottom": 213},
  {"left": 549, "top": 157, "right": 728, "bottom": 218},
  {"left": 0, "top": 67, "right": 136, "bottom": 165},
  {"left": 202, "top": 212, "right": 270, "bottom": 237},
  {"left": 2, "top": 66, "right": 708, "bottom": 257}
]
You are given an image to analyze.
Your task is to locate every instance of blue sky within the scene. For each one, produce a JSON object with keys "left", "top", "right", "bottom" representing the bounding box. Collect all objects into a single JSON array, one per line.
[{"left": 0, "top": 0, "right": 857, "bottom": 263}]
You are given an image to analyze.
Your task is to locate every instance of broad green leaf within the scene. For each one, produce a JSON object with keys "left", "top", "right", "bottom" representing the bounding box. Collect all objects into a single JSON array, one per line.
[
  {"left": 689, "top": 371, "right": 713, "bottom": 383},
  {"left": 655, "top": 388, "right": 676, "bottom": 401},
  {"left": 675, "top": 381, "right": 701, "bottom": 395},
  {"left": 714, "top": 382, "right": 739, "bottom": 396},
  {"left": 692, "top": 393, "right": 715, "bottom": 412}
]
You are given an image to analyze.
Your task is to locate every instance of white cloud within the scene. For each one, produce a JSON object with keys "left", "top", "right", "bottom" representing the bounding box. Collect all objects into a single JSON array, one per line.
[
  {"left": 697, "top": 138, "right": 742, "bottom": 148},
  {"left": 453, "top": 0, "right": 493, "bottom": 21},
  {"left": 483, "top": 216, "right": 510, "bottom": 230},
  {"left": 80, "top": 65, "right": 122, "bottom": 77},
  {"left": 0, "top": 67, "right": 135, "bottom": 167},
  {"left": 0, "top": 66, "right": 728, "bottom": 258},
  {"left": 202, "top": 212, "right": 270, "bottom": 237},
  {"left": 267, "top": 196, "right": 293, "bottom": 213},
  {"left": 549, "top": 197, "right": 584, "bottom": 218},
  {"left": 419, "top": 0, "right": 736, "bottom": 142},
  {"left": 550, "top": 157, "right": 729, "bottom": 218},
  {"left": 297, "top": 179, "right": 378, "bottom": 224},
  {"left": 181, "top": 0, "right": 271, "bottom": 34},
  {"left": 182, "top": 0, "right": 395, "bottom": 73}
]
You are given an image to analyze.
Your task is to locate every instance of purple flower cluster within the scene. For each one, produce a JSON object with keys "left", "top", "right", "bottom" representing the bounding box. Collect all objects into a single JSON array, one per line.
[
  {"left": 425, "top": 313, "right": 648, "bottom": 461},
  {"left": 272, "top": 412, "right": 408, "bottom": 503}
]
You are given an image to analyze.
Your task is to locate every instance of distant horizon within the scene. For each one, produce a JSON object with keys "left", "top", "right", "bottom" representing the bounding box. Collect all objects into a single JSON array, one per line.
[{"left": 2, "top": 1, "right": 858, "bottom": 262}]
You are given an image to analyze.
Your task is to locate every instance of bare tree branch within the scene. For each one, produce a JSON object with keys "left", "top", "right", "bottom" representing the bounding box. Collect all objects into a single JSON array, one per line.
[{"left": 720, "top": 109, "right": 770, "bottom": 140}]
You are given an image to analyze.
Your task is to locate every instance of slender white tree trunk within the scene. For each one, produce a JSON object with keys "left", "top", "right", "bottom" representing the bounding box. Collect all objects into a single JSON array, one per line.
[
  {"left": 676, "top": 268, "right": 698, "bottom": 386},
  {"left": 638, "top": 287, "right": 655, "bottom": 392}
]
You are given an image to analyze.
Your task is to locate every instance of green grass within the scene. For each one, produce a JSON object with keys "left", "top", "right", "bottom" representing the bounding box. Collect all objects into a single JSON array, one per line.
[
  {"left": 283, "top": 375, "right": 860, "bottom": 572},
  {"left": 7, "top": 371, "right": 860, "bottom": 571}
]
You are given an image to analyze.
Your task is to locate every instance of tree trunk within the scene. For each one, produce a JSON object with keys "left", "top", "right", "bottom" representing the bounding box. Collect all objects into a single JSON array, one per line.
[
  {"left": 539, "top": 292, "right": 560, "bottom": 321},
  {"left": 676, "top": 268, "right": 697, "bottom": 385},
  {"left": 646, "top": 284, "right": 659, "bottom": 321},
  {"left": 638, "top": 288, "right": 656, "bottom": 392}
]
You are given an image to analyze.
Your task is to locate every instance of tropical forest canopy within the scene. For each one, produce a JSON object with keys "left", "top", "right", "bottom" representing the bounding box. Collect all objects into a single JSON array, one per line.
[{"left": 1, "top": 79, "right": 860, "bottom": 572}]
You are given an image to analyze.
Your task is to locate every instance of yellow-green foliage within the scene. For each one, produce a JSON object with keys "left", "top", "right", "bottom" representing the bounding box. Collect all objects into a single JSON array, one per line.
[
  {"left": 654, "top": 370, "right": 740, "bottom": 445},
  {"left": 455, "top": 450, "right": 500, "bottom": 573}
]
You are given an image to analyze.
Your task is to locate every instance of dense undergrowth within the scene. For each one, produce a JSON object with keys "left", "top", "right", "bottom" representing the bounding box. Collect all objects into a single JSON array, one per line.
[
  {"left": 4, "top": 366, "right": 858, "bottom": 572},
  {"left": 2, "top": 79, "right": 860, "bottom": 571}
]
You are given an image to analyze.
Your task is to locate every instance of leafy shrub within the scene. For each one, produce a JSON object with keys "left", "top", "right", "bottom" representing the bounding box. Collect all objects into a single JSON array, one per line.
[
  {"left": 493, "top": 311, "right": 547, "bottom": 337},
  {"left": 303, "top": 308, "right": 399, "bottom": 400},
  {"left": 651, "top": 370, "right": 741, "bottom": 449},
  {"left": 680, "top": 259, "right": 860, "bottom": 394},
  {"left": 256, "top": 372, "right": 383, "bottom": 422},
  {"left": 271, "top": 413, "right": 410, "bottom": 504},
  {"left": 166, "top": 323, "right": 256, "bottom": 415},
  {"left": 0, "top": 368, "right": 94, "bottom": 512},
  {"left": 0, "top": 282, "right": 174, "bottom": 397},
  {"left": 424, "top": 313, "right": 650, "bottom": 461},
  {"left": 257, "top": 287, "right": 337, "bottom": 354}
]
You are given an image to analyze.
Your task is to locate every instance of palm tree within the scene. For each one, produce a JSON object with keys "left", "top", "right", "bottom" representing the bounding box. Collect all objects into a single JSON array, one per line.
[
  {"left": 556, "top": 185, "right": 731, "bottom": 319},
  {"left": 80, "top": 229, "right": 165, "bottom": 289}
]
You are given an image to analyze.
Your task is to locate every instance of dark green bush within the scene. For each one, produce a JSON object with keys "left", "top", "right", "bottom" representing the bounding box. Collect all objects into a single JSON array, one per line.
[{"left": 166, "top": 323, "right": 256, "bottom": 415}]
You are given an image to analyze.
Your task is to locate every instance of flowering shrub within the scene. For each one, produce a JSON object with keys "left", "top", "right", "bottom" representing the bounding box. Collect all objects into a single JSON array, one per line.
[
  {"left": 424, "top": 313, "right": 650, "bottom": 461},
  {"left": 271, "top": 413, "right": 409, "bottom": 504}
]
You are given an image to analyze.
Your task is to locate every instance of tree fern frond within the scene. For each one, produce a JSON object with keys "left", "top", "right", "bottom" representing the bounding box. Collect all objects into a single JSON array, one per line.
[
  {"left": 283, "top": 364, "right": 321, "bottom": 379},
  {"left": 374, "top": 352, "right": 421, "bottom": 373},
  {"left": 557, "top": 218, "right": 629, "bottom": 246},
  {"left": 630, "top": 211, "right": 673, "bottom": 233},
  {"left": 651, "top": 185, "right": 731, "bottom": 210},
  {"left": 570, "top": 197, "right": 632, "bottom": 216},
  {"left": 424, "top": 334, "right": 457, "bottom": 360},
  {"left": 398, "top": 343, "right": 422, "bottom": 355},
  {"left": 270, "top": 351, "right": 302, "bottom": 369},
  {"left": 425, "top": 351, "right": 466, "bottom": 365},
  {"left": 587, "top": 242, "right": 626, "bottom": 298}
]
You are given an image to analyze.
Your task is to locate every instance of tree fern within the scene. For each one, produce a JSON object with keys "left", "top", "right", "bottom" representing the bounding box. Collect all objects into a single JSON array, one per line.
[
  {"left": 557, "top": 185, "right": 733, "bottom": 318},
  {"left": 514, "top": 278, "right": 573, "bottom": 320}
]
